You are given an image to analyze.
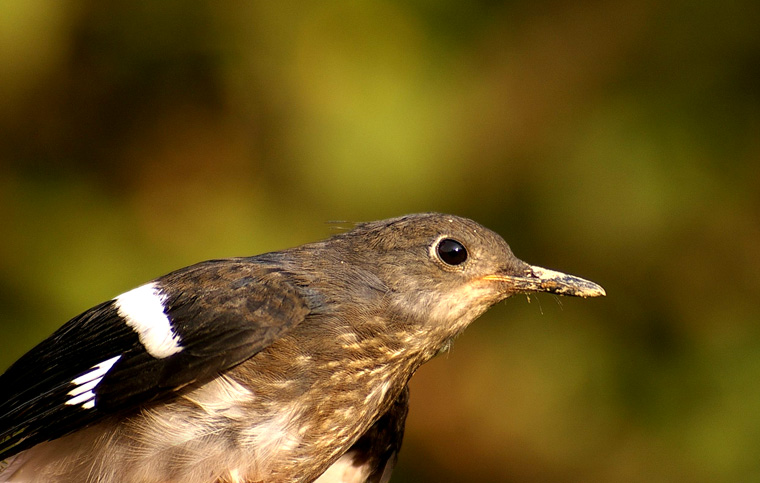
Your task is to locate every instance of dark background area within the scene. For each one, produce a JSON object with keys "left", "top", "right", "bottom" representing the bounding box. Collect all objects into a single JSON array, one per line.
[{"left": 1, "top": 1, "right": 759, "bottom": 481}]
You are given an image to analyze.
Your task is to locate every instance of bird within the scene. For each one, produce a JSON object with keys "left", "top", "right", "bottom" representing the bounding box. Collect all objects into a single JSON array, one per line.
[{"left": 0, "top": 213, "right": 605, "bottom": 483}]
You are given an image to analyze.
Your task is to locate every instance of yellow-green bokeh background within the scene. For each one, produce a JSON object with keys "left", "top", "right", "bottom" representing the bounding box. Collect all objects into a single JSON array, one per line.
[{"left": 1, "top": 2, "right": 759, "bottom": 481}]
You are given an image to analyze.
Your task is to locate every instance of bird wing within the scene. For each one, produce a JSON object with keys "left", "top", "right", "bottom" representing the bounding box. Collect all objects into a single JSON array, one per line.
[{"left": 0, "top": 259, "right": 311, "bottom": 460}]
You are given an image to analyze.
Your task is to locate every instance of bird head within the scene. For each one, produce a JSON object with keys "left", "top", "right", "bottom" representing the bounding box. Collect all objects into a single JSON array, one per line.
[{"left": 336, "top": 213, "right": 605, "bottom": 352}]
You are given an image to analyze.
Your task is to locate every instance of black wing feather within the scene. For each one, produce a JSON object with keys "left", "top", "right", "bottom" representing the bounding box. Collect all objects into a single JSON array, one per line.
[{"left": 0, "top": 259, "right": 310, "bottom": 460}]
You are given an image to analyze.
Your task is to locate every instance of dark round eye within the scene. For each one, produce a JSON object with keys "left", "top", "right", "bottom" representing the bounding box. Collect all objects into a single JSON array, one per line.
[{"left": 436, "top": 238, "right": 468, "bottom": 266}]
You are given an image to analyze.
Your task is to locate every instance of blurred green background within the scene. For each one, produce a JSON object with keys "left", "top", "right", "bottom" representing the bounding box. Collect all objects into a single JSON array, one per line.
[{"left": 1, "top": 1, "right": 759, "bottom": 481}]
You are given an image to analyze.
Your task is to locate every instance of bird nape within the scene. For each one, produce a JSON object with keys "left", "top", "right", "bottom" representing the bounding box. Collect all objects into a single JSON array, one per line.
[{"left": 0, "top": 213, "right": 604, "bottom": 483}]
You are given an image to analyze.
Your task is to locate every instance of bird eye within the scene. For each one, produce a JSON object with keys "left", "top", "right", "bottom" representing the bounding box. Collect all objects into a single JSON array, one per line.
[{"left": 436, "top": 238, "right": 468, "bottom": 266}]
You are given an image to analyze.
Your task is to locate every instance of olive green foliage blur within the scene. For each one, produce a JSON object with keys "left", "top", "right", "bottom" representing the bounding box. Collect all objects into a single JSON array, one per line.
[{"left": 1, "top": 1, "right": 758, "bottom": 482}]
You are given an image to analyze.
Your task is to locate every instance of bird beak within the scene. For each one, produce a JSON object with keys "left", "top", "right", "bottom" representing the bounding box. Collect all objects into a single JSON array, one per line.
[{"left": 483, "top": 265, "right": 606, "bottom": 298}]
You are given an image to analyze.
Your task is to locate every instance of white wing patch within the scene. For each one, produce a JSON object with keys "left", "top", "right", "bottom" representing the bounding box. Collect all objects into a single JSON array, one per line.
[
  {"left": 65, "top": 355, "right": 122, "bottom": 409},
  {"left": 114, "top": 282, "right": 183, "bottom": 358}
]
